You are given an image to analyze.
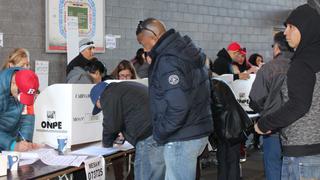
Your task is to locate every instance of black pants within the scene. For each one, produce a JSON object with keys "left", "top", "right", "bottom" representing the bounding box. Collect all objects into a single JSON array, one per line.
[{"left": 216, "top": 138, "right": 240, "bottom": 180}]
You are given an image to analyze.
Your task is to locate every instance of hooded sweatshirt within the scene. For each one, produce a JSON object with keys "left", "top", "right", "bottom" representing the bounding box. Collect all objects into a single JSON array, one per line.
[
  {"left": 257, "top": 4, "right": 320, "bottom": 157},
  {"left": 148, "top": 29, "right": 213, "bottom": 144}
]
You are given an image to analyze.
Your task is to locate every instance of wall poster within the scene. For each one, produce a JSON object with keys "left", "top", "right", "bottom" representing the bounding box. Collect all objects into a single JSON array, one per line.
[{"left": 46, "top": 0, "right": 105, "bottom": 53}]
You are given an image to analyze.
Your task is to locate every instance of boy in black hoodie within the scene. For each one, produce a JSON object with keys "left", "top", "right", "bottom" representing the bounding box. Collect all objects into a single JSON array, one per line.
[{"left": 254, "top": 4, "right": 320, "bottom": 180}]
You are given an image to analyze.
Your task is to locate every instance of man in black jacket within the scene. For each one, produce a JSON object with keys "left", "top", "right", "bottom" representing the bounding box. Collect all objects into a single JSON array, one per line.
[
  {"left": 211, "top": 78, "right": 253, "bottom": 180},
  {"left": 66, "top": 38, "right": 95, "bottom": 75},
  {"left": 212, "top": 42, "right": 250, "bottom": 80},
  {"left": 90, "top": 81, "right": 165, "bottom": 180},
  {"left": 249, "top": 32, "right": 293, "bottom": 180},
  {"left": 136, "top": 18, "right": 213, "bottom": 180},
  {"left": 254, "top": 4, "right": 320, "bottom": 179}
]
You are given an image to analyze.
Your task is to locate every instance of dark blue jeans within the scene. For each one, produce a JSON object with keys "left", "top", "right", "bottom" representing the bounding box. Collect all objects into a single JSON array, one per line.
[
  {"left": 262, "top": 134, "right": 282, "bottom": 180},
  {"left": 282, "top": 154, "right": 320, "bottom": 180},
  {"left": 134, "top": 136, "right": 165, "bottom": 180}
]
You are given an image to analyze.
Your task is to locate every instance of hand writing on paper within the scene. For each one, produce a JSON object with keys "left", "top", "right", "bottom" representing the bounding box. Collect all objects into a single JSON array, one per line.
[
  {"left": 14, "top": 141, "right": 45, "bottom": 152},
  {"left": 14, "top": 141, "right": 32, "bottom": 152}
]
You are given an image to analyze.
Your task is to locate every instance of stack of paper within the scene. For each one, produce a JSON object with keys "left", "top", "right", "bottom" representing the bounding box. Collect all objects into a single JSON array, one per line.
[{"left": 20, "top": 148, "right": 87, "bottom": 167}]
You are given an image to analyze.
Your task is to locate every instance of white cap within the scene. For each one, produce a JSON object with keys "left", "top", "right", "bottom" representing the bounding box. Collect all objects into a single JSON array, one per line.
[{"left": 79, "top": 38, "right": 95, "bottom": 52}]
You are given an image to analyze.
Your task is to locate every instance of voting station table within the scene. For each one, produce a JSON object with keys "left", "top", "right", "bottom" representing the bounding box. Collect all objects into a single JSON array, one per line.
[{"left": 0, "top": 142, "right": 135, "bottom": 180}]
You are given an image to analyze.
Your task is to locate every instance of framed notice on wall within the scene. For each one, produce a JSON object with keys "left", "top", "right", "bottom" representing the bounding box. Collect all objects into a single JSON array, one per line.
[{"left": 46, "top": 0, "right": 105, "bottom": 53}]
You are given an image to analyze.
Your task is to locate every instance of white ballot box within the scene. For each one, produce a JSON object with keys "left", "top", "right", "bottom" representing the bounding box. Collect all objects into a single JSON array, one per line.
[
  {"left": 33, "top": 79, "right": 149, "bottom": 149},
  {"left": 33, "top": 84, "right": 103, "bottom": 149},
  {"left": 218, "top": 74, "right": 256, "bottom": 112}
]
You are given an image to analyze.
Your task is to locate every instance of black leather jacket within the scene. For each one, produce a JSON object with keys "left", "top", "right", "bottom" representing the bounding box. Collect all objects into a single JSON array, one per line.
[{"left": 211, "top": 78, "right": 253, "bottom": 144}]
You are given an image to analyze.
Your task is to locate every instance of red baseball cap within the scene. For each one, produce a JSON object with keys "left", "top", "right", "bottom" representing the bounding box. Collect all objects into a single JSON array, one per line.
[
  {"left": 227, "top": 42, "right": 241, "bottom": 51},
  {"left": 15, "top": 70, "right": 39, "bottom": 105},
  {"left": 240, "top": 48, "right": 247, "bottom": 55}
]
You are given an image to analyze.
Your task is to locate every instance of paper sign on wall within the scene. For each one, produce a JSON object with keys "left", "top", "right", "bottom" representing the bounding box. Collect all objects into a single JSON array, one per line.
[
  {"left": 35, "top": 61, "right": 49, "bottom": 91},
  {"left": 0, "top": 33, "right": 3, "bottom": 47},
  {"left": 105, "top": 34, "right": 116, "bottom": 49},
  {"left": 67, "top": 16, "right": 79, "bottom": 64},
  {"left": 84, "top": 156, "right": 105, "bottom": 180}
]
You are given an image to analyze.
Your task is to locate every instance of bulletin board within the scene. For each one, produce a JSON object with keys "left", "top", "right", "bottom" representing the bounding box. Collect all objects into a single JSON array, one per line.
[{"left": 46, "top": 0, "right": 105, "bottom": 53}]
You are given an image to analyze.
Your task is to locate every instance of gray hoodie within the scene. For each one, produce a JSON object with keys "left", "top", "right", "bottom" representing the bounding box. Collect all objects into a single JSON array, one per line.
[{"left": 66, "top": 66, "right": 94, "bottom": 84}]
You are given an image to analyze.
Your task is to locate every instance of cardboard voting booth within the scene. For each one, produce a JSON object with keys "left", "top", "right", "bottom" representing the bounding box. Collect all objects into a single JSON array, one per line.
[
  {"left": 33, "top": 79, "right": 149, "bottom": 149},
  {"left": 218, "top": 74, "right": 256, "bottom": 112},
  {"left": 33, "top": 84, "right": 103, "bottom": 149}
]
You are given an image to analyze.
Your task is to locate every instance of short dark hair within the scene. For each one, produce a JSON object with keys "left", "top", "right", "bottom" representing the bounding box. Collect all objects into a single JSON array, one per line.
[
  {"left": 274, "top": 31, "right": 294, "bottom": 52},
  {"left": 85, "top": 58, "right": 107, "bottom": 75},
  {"left": 136, "top": 18, "right": 157, "bottom": 36}
]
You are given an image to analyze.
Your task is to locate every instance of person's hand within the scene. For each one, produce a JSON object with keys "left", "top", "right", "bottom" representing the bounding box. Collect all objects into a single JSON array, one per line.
[
  {"left": 31, "top": 143, "right": 44, "bottom": 150},
  {"left": 247, "top": 66, "right": 259, "bottom": 74},
  {"left": 14, "top": 141, "right": 33, "bottom": 152},
  {"left": 239, "top": 72, "right": 250, "bottom": 80},
  {"left": 254, "top": 123, "right": 271, "bottom": 135},
  {"left": 114, "top": 133, "right": 125, "bottom": 145},
  {"left": 258, "top": 63, "right": 265, "bottom": 68}
]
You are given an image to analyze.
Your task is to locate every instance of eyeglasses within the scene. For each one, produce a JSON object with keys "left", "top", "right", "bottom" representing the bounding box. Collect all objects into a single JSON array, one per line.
[{"left": 136, "top": 21, "right": 157, "bottom": 37}]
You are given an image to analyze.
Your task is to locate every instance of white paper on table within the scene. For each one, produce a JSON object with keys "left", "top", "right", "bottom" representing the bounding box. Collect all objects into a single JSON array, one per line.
[
  {"left": 40, "top": 150, "right": 87, "bottom": 167},
  {"left": 19, "top": 148, "right": 51, "bottom": 166},
  {"left": 70, "top": 146, "right": 120, "bottom": 156},
  {"left": 114, "top": 141, "right": 134, "bottom": 151},
  {"left": 19, "top": 159, "right": 39, "bottom": 166},
  {"left": 20, "top": 148, "right": 51, "bottom": 160},
  {"left": 70, "top": 156, "right": 89, "bottom": 167}
]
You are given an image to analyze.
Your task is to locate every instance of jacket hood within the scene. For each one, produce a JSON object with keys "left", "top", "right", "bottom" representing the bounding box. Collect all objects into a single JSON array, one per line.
[
  {"left": 66, "top": 66, "right": 87, "bottom": 81},
  {"left": 0, "top": 67, "right": 22, "bottom": 112},
  {"left": 285, "top": 4, "right": 320, "bottom": 72},
  {"left": 150, "top": 29, "right": 206, "bottom": 68},
  {"left": 217, "top": 48, "right": 232, "bottom": 63}
]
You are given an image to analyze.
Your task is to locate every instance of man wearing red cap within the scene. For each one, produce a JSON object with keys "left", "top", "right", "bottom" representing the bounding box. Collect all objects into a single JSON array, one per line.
[
  {"left": 212, "top": 42, "right": 250, "bottom": 80},
  {"left": 0, "top": 67, "right": 42, "bottom": 152}
]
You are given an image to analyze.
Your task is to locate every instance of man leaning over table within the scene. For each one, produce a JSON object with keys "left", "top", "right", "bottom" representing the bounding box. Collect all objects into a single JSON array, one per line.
[{"left": 90, "top": 81, "right": 165, "bottom": 180}]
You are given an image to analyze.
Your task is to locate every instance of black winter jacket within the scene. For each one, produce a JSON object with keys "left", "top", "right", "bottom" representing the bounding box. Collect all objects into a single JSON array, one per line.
[
  {"left": 148, "top": 29, "right": 213, "bottom": 144},
  {"left": 100, "top": 82, "right": 152, "bottom": 147},
  {"left": 212, "top": 48, "right": 239, "bottom": 80},
  {"left": 66, "top": 53, "right": 91, "bottom": 75}
]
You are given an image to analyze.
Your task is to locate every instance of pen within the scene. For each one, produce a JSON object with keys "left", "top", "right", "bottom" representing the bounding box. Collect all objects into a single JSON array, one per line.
[{"left": 18, "top": 131, "right": 26, "bottom": 141}]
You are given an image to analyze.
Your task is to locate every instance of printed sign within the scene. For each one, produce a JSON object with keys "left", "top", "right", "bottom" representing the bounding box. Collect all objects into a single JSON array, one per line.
[
  {"left": 35, "top": 60, "right": 49, "bottom": 91},
  {"left": 84, "top": 156, "right": 105, "bottom": 180},
  {"left": 105, "top": 34, "right": 116, "bottom": 49},
  {"left": 46, "top": 0, "right": 105, "bottom": 53}
]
